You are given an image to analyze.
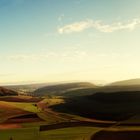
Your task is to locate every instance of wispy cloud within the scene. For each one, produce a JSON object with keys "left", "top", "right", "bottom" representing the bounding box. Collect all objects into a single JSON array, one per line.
[
  {"left": 8, "top": 51, "right": 88, "bottom": 62},
  {"left": 58, "top": 18, "right": 140, "bottom": 34},
  {"left": 58, "top": 20, "right": 92, "bottom": 34}
]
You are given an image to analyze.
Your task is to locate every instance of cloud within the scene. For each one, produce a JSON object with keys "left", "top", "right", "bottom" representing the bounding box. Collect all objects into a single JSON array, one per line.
[
  {"left": 58, "top": 18, "right": 140, "bottom": 34},
  {"left": 58, "top": 20, "right": 93, "bottom": 34},
  {"left": 8, "top": 51, "right": 88, "bottom": 62}
]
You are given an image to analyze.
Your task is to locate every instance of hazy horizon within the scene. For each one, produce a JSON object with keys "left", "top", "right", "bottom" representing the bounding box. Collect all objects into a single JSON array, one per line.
[{"left": 1, "top": 0, "right": 140, "bottom": 84}]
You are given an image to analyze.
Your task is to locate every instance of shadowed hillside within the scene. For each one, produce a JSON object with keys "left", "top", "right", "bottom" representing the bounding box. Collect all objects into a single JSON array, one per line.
[
  {"left": 0, "top": 87, "right": 18, "bottom": 96},
  {"left": 51, "top": 91, "right": 140, "bottom": 121}
]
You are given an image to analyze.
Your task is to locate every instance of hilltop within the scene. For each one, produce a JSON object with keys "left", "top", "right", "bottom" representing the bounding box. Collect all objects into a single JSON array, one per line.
[
  {"left": 109, "top": 78, "right": 140, "bottom": 86},
  {"left": 33, "top": 82, "right": 97, "bottom": 97}
]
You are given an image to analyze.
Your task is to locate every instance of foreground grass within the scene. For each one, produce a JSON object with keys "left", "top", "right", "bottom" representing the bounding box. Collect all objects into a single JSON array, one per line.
[
  {"left": 0, "top": 126, "right": 101, "bottom": 140},
  {"left": 40, "top": 127, "right": 101, "bottom": 140},
  {"left": 0, "top": 127, "right": 39, "bottom": 140},
  {"left": 1, "top": 125, "right": 140, "bottom": 140},
  {"left": 9, "top": 102, "right": 40, "bottom": 113}
]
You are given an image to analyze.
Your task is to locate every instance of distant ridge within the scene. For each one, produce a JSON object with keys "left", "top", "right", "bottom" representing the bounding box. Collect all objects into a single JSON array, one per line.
[
  {"left": 109, "top": 78, "right": 140, "bottom": 86},
  {"left": 33, "top": 82, "right": 97, "bottom": 97},
  {"left": 0, "top": 87, "right": 18, "bottom": 96}
]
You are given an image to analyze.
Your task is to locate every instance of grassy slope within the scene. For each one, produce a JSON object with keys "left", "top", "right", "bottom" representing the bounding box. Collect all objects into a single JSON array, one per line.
[
  {"left": 0, "top": 96, "right": 42, "bottom": 102},
  {"left": 50, "top": 91, "right": 140, "bottom": 121},
  {"left": 0, "top": 101, "right": 31, "bottom": 122},
  {"left": 9, "top": 102, "right": 40, "bottom": 113},
  {"left": 0, "top": 126, "right": 101, "bottom": 140},
  {"left": 40, "top": 127, "right": 101, "bottom": 140},
  {"left": 109, "top": 78, "right": 140, "bottom": 86},
  {"left": 0, "top": 127, "right": 39, "bottom": 140},
  {"left": 0, "top": 87, "right": 18, "bottom": 96}
]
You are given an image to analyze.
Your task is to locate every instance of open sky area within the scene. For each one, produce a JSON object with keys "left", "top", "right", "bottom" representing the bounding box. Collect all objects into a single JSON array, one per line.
[{"left": 0, "top": 0, "right": 140, "bottom": 84}]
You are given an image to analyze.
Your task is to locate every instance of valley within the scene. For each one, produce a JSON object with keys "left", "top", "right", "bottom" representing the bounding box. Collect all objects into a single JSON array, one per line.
[{"left": 0, "top": 80, "right": 140, "bottom": 139}]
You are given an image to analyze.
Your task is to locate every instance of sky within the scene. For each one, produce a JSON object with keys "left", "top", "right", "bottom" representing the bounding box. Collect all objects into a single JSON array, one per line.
[{"left": 0, "top": 0, "right": 140, "bottom": 85}]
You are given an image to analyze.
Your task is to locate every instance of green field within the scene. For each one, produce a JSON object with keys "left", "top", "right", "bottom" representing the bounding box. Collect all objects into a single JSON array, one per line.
[
  {"left": 0, "top": 127, "right": 39, "bottom": 140},
  {"left": 40, "top": 127, "right": 101, "bottom": 140},
  {"left": 0, "top": 126, "right": 101, "bottom": 140},
  {"left": 10, "top": 102, "right": 40, "bottom": 113}
]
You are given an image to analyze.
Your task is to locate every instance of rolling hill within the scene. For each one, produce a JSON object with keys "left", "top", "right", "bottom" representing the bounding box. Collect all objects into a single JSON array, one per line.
[
  {"left": 51, "top": 91, "right": 140, "bottom": 121},
  {"left": 32, "top": 79, "right": 140, "bottom": 97},
  {"left": 33, "top": 82, "right": 97, "bottom": 97},
  {"left": 97, "top": 85, "right": 140, "bottom": 93},
  {"left": 96, "top": 79, "right": 140, "bottom": 93},
  {"left": 0, "top": 87, "right": 18, "bottom": 96},
  {"left": 109, "top": 78, "right": 140, "bottom": 86}
]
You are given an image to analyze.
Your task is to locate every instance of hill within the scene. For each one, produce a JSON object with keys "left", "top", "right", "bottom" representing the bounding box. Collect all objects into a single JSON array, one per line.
[
  {"left": 33, "top": 82, "right": 97, "bottom": 97},
  {"left": 60, "top": 87, "right": 98, "bottom": 97},
  {"left": 97, "top": 85, "right": 140, "bottom": 93},
  {"left": 0, "top": 87, "right": 18, "bottom": 96},
  {"left": 0, "top": 96, "right": 42, "bottom": 102},
  {"left": 51, "top": 91, "right": 140, "bottom": 121},
  {"left": 109, "top": 78, "right": 140, "bottom": 86},
  {"left": 94, "top": 79, "right": 140, "bottom": 93}
]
